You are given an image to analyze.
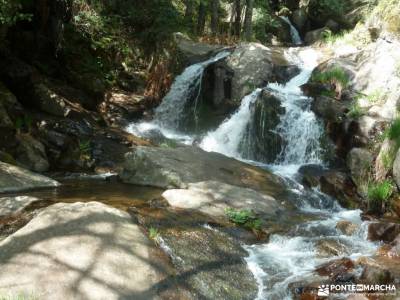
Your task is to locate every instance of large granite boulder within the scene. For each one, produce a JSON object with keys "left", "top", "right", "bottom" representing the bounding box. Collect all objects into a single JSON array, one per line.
[
  {"left": 224, "top": 43, "right": 290, "bottom": 103},
  {"left": 0, "top": 161, "right": 59, "bottom": 193},
  {"left": 16, "top": 134, "right": 50, "bottom": 172},
  {"left": 162, "top": 180, "right": 281, "bottom": 220},
  {"left": 120, "top": 145, "right": 285, "bottom": 196},
  {"left": 129, "top": 206, "right": 258, "bottom": 300},
  {"left": 0, "top": 202, "right": 162, "bottom": 300}
]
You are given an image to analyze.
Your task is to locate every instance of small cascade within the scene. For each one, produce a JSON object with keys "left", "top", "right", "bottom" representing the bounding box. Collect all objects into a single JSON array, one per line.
[
  {"left": 269, "top": 48, "right": 323, "bottom": 167},
  {"left": 200, "top": 89, "right": 262, "bottom": 157},
  {"left": 280, "top": 16, "right": 302, "bottom": 45},
  {"left": 154, "top": 51, "right": 230, "bottom": 130}
]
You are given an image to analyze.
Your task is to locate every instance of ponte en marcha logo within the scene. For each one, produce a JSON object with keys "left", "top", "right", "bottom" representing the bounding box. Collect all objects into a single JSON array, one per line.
[
  {"left": 294, "top": 283, "right": 398, "bottom": 297},
  {"left": 318, "top": 284, "right": 397, "bottom": 296}
]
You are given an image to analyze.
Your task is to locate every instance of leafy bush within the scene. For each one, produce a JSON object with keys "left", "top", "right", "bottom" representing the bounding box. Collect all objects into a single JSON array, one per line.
[
  {"left": 308, "top": 0, "right": 345, "bottom": 23},
  {"left": 225, "top": 208, "right": 261, "bottom": 230},
  {"left": 367, "top": 180, "right": 393, "bottom": 213},
  {"left": 0, "top": 0, "right": 32, "bottom": 26}
]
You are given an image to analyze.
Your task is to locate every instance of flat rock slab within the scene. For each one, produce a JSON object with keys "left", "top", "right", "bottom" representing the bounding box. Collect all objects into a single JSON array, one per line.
[
  {"left": 0, "top": 161, "right": 59, "bottom": 193},
  {"left": 0, "top": 196, "right": 39, "bottom": 218},
  {"left": 163, "top": 180, "right": 281, "bottom": 219},
  {"left": 120, "top": 145, "right": 285, "bottom": 196},
  {"left": 0, "top": 202, "right": 161, "bottom": 300}
]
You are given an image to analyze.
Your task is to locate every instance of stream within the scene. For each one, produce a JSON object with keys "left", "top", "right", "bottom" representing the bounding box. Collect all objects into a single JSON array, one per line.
[{"left": 126, "top": 31, "right": 380, "bottom": 299}]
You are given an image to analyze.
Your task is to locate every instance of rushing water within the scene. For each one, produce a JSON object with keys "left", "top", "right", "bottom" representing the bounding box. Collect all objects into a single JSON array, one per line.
[
  {"left": 126, "top": 29, "right": 379, "bottom": 298},
  {"left": 280, "top": 16, "right": 303, "bottom": 46},
  {"left": 126, "top": 50, "right": 230, "bottom": 144}
]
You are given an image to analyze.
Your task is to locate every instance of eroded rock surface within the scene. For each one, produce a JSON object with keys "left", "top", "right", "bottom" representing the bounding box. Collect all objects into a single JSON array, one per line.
[
  {"left": 0, "top": 202, "right": 163, "bottom": 300},
  {"left": 0, "top": 161, "right": 59, "bottom": 193}
]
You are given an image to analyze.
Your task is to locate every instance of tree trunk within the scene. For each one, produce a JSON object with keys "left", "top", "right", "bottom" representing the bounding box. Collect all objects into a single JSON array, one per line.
[
  {"left": 196, "top": 0, "right": 207, "bottom": 35},
  {"left": 210, "top": 0, "right": 219, "bottom": 36},
  {"left": 233, "top": 0, "right": 241, "bottom": 37},
  {"left": 243, "top": 0, "right": 254, "bottom": 41},
  {"left": 184, "top": 0, "right": 194, "bottom": 32}
]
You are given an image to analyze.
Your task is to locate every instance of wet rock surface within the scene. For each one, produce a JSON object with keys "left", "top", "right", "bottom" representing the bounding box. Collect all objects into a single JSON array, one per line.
[
  {"left": 0, "top": 196, "right": 39, "bottom": 218},
  {"left": 368, "top": 222, "right": 400, "bottom": 243},
  {"left": 120, "top": 145, "right": 285, "bottom": 196},
  {"left": 162, "top": 180, "right": 282, "bottom": 220},
  {"left": 129, "top": 206, "right": 258, "bottom": 300}
]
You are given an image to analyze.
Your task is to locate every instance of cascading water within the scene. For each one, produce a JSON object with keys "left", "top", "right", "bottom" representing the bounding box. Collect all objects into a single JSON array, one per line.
[
  {"left": 200, "top": 89, "right": 262, "bottom": 157},
  {"left": 126, "top": 45, "right": 380, "bottom": 300},
  {"left": 280, "top": 16, "right": 303, "bottom": 45},
  {"left": 269, "top": 48, "right": 323, "bottom": 169},
  {"left": 126, "top": 51, "right": 230, "bottom": 143},
  {"left": 199, "top": 47, "right": 378, "bottom": 299}
]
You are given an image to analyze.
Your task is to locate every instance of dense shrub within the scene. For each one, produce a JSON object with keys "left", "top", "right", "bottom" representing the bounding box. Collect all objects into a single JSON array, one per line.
[{"left": 0, "top": 0, "right": 32, "bottom": 26}]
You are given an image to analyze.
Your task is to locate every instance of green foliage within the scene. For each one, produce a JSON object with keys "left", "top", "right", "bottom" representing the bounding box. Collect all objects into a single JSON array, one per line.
[
  {"left": 0, "top": 0, "right": 32, "bottom": 26},
  {"left": 381, "top": 149, "right": 396, "bottom": 170},
  {"left": 312, "top": 67, "right": 350, "bottom": 89},
  {"left": 0, "top": 293, "right": 38, "bottom": 300},
  {"left": 366, "top": 89, "right": 385, "bottom": 103},
  {"left": 346, "top": 102, "right": 365, "bottom": 119},
  {"left": 386, "top": 117, "right": 400, "bottom": 145},
  {"left": 308, "top": 0, "right": 345, "bottom": 21},
  {"left": 367, "top": 180, "right": 393, "bottom": 212},
  {"left": 322, "top": 29, "right": 351, "bottom": 45},
  {"left": 148, "top": 227, "right": 160, "bottom": 240},
  {"left": 79, "top": 139, "right": 91, "bottom": 160},
  {"left": 117, "top": 0, "right": 182, "bottom": 52},
  {"left": 373, "top": 0, "right": 400, "bottom": 34},
  {"left": 225, "top": 208, "right": 261, "bottom": 230},
  {"left": 15, "top": 115, "right": 32, "bottom": 133}
]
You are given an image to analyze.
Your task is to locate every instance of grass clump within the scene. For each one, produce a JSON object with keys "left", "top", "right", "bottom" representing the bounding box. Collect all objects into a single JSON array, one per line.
[
  {"left": 148, "top": 227, "right": 160, "bottom": 240},
  {"left": 367, "top": 180, "right": 394, "bottom": 213},
  {"left": 225, "top": 208, "right": 262, "bottom": 230},
  {"left": 386, "top": 117, "right": 400, "bottom": 145},
  {"left": 79, "top": 139, "right": 92, "bottom": 161},
  {"left": 346, "top": 102, "right": 365, "bottom": 119},
  {"left": 313, "top": 66, "right": 350, "bottom": 99},
  {"left": 366, "top": 89, "right": 386, "bottom": 103},
  {"left": 313, "top": 67, "right": 350, "bottom": 88}
]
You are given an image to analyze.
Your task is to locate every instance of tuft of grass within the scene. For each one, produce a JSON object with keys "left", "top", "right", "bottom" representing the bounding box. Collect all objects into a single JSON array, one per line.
[
  {"left": 381, "top": 149, "right": 396, "bottom": 170},
  {"left": 386, "top": 117, "right": 400, "bottom": 145},
  {"left": 367, "top": 180, "right": 393, "bottom": 210},
  {"left": 346, "top": 102, "right": 365, "bottom": 119},
  {"left": 148, "top": 227, "right": 160, "bottom": 240},
  {"left": 313, "top": 66, "right": 350, "bottom": 99},
  {"left": 366, "top": 89, "right": 386, "bottom": 103},
  {"left": 225, "top": 208, "right": 262, "bottom": 230},
  {"left": 313, "top": 67, "right": 350, "bottom": 88},
  {"left": 79, "top": 139, "right": 92, "bottom": 161}
]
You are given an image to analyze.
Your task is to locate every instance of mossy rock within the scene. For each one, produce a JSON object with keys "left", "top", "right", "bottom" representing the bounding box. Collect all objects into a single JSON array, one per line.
[{"left": 0, "top": 151, "right": 16, "bottom": 165}]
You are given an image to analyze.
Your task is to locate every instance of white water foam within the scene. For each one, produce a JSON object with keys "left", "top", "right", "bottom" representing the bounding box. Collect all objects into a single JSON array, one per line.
[
  {"left": 127, "top": 50, "right": 230, "bottom": 140},
  {"left": 200, "top": 89, "right": 262, "bottom": 157},
  {"left": 280, "top": 16, "right": 303, "bottom": 45}
]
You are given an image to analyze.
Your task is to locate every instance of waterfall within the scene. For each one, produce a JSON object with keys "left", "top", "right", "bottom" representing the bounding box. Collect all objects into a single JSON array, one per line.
[
  {"left": 154, "top": 51, "right": 231, "bottom": 130},
  {"left": 126, "top": 44, "right": 380, "bottom": 300},
  {"left": 280, "top": 16, "right": 302, "bottom": 45},
  {"left": 200, "top": 89, "right": 262, "bottom": 157},
  {"left": 269, "top": 48, "right": 323, "bottom": 167},
  {"left": 200, "top": 48, "right": 323, "bottom": 168}
]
